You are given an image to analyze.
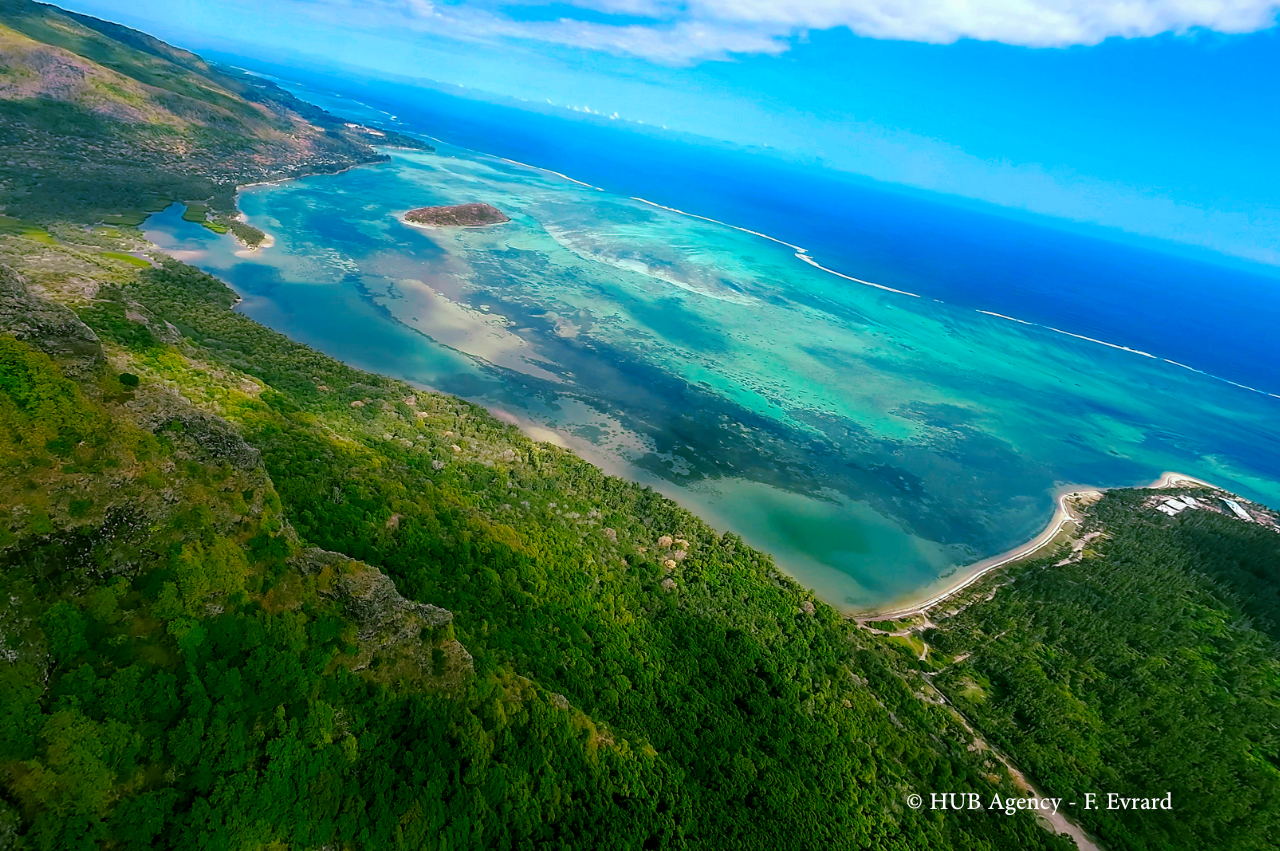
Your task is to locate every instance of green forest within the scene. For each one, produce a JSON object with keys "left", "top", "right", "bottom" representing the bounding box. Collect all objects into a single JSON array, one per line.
[
  {"left": 924, "top": 490, "right": 1280, "bottom": 851},
  {"left": 0, "top": 249, "right": 1070, "bottom": 850},
  {"left": 1, "top": 1, "right": 1278, "bottom": 848}
]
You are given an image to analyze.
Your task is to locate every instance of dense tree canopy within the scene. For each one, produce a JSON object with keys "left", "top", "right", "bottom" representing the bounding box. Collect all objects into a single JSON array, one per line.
[{"left": 926, "top": 490, "right": 1280, "bottom": 851}]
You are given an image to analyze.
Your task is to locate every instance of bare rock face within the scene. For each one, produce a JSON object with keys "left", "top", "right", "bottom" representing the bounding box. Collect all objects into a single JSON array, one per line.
[
  {"left": 164, "top": 413, "right": 262, "bottom": 469},
  {"left": 293, "top": 547, "right": 472, "bottom": 684},
  {"left": 290, "top": 547, "right": 350, "bottom": 576},
  {"left": 333, "top": 561, "right": 453, "bottom": 636},
  {"left": 124, "top": 300, "right": 181, "bottom": 345},
  {"left": 404, "top": 203, "right": 509, "bottom": 228},
  {"left": 0, "top": 264, "right": 103, "bottom": 377},
  {"left": 131, "top": 392, "right": 263, "bottom": 471}
]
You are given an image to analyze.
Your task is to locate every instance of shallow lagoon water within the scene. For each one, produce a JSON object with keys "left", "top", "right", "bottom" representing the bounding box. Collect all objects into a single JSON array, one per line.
[{"left": 147, "top": 139, "right": 1280, "bottom": 611}]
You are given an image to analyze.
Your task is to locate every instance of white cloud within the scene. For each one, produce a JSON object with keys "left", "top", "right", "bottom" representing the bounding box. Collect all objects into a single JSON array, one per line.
[
  {"left": 493, "top": 18, "right": 789, "bottom": 63},
  {"left": 306, "top": 0, "right": 1280, "bottom": 63},
  {"left": 286, "top": 0, "right": 787, "bottom": 62},
  {"left": 689, "top": 0, "right": 1280, "bottom": 47}
]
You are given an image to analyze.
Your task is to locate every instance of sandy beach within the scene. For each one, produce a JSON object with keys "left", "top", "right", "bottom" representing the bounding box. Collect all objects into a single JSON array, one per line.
[
  {"left": 1145, "top": 470, "right": 1217, "bottom": 489},
  {"left": 233, "top": 231, "right": 275, "bottom": 257},
  {"left": 861, "top": 471, "right": 1218, "bottom": 619}
]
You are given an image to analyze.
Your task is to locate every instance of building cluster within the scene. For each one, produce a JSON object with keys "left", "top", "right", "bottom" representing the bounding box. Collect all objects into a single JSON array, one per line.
[
  {"left": 1152, "top": 492, "right": 1264, "bottom": 525},
  {"left": 1154, "top": 495, "right": 1202, "bottom": 517}
]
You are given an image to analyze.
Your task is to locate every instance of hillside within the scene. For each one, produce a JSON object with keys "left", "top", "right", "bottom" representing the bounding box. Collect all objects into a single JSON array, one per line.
[
  {"left": 1, "top": 2, "right": 1277, "bottom": 850},
  {"left": 0, "top": 0, "right": 427, "bottom": 236},
  {"left": 0, "top": 243, "right": 1079, "bottom": 850},
  {"left": 901, "top": 488, "right": 1280, "bottom": 851},
  {"left": 0, "top": 3, "right": 1072, "bottom": 849}
]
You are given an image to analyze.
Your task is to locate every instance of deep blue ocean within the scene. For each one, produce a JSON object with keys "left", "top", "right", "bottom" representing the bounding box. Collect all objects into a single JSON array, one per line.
[{"left": 230, "top": 59, "right": 1280, "bottom": 398}]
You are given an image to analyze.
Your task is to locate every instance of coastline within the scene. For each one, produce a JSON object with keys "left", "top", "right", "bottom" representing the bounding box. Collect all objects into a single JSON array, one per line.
[
  {"left": 230, "top": 153, "right": 411, "bottom": 250},
  {"left": 218, "top": 154, "right": 1244, "bottom": 620},
  {"left": 859, "top": 471, "right": 1218, "bottom": 619},
  {"left": 246, "top": 159, "right": 376, "bottom": 188}
]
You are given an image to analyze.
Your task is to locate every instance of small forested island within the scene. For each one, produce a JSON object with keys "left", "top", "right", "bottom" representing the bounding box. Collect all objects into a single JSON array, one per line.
[
  {"left": 2, "top": 3, "right": 1277, "bottom": 850},
  {"left": 403, "top": 202, "right": 510, "bottom": 227}
]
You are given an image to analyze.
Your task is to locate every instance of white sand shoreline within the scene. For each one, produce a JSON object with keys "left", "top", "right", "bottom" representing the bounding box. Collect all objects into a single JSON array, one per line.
[
  {"left": 860, "top": 471, "right": 1218, "bottom": 619},
  {"left": 233, "top": 230, "right": 275, "bottom": 256}
]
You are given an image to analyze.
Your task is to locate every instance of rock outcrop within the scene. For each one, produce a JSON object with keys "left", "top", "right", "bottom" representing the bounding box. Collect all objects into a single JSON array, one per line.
[
  {"left": 293, "top": 547, "right": 473, "bottom": 685},
  {"left": 0, "top": 264, "right": 103, "bottom": 377},
  {"left": 126, "top": 388, "right": 264, "bottom": 471},
  {"left": 149, "top": 409, "right": 263, "bottom": 470}
]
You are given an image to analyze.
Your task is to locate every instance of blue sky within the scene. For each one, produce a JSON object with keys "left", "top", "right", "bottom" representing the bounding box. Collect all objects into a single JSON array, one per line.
[{"left": 61, "top": 0, "right": 1280, "bottom": 267}]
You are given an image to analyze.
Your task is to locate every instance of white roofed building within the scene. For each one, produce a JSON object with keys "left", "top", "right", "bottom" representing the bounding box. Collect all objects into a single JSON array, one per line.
[{"left": 1222, "top": 499, "right": 1253, "bottom": 521}]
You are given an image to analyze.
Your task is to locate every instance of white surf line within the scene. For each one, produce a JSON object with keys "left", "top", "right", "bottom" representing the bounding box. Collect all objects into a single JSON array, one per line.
[
  {"left": 976, "top": 310, "right": 1033, "bottom": 325},
  {"left": 495, "top": 156, "right": 599, "bottom": 189},
  {"left": 977, "top": 311, "right": 1280, "bottom": 399},
  {"left": 1160, "top": 357, "right": 1280, "bottom": 400},
  {"left": 977, "top": 311, "right": 1157, "bottom": 357},
  {"left": 628, "top": 199, "right": 1280, "bottom": 392},
  {"left": 795, "top": 253, "right": 921, "bottom": 298},
  {"left": 632, "top": 197, "right": 923, "bottom": 298},
  {"left": 631, "top": 196, "right": 806, "bottom": 251},
  {"left": 583, "top": 177, "right": 1279, "bottom": 400},
  {"left": 1047, "top": 327, "right": 1156, "bottom": 357},
  {"left": 627, "top": 196, "right": 1278, "bottom": 399}
]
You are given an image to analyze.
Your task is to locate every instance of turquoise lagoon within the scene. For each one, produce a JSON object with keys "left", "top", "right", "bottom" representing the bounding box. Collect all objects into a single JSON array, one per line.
[{"left": 146, "top": 142, "right": 1280, "bottom": 611}]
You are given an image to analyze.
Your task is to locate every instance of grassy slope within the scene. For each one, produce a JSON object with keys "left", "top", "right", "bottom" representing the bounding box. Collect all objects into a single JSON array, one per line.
[{"left": 0, "top": 0, "right": 425, "bottom": 231}]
